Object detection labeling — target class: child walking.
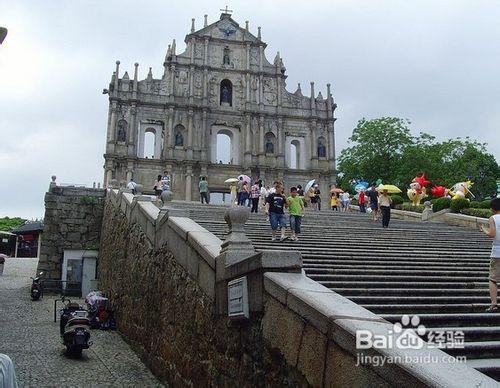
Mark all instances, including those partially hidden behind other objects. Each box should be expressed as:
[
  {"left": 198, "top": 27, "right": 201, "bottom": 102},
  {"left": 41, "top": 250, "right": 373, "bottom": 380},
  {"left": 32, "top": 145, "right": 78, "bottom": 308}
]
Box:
[
  {"left": 287, "top": 187, "right": 304, "bottom": 241},
  {"left": 265, "top": 182, "right": 288, "bottom": 241},
  {"left": 330, "top": 193, "right": 339, "bottom": 211}
]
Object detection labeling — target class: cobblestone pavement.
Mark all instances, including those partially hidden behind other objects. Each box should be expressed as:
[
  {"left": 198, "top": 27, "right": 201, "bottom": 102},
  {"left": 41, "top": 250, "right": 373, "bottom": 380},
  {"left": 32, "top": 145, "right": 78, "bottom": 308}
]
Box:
[{"left": 0, "top": 258, "right": 163, "bottom": 387}]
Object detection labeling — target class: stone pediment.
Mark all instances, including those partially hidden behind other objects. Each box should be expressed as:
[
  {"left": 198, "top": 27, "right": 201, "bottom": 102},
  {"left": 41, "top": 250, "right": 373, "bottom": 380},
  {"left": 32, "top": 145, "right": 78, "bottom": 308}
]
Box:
[{"left": 188, "top": 14, "right": 260, "bottom": 44}]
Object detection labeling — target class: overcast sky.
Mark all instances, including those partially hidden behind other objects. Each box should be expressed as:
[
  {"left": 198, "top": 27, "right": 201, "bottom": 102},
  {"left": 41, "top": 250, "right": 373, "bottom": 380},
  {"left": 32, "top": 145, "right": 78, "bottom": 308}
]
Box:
[{"left": 1, "top": 0, "right": 499, "bottom": 219}]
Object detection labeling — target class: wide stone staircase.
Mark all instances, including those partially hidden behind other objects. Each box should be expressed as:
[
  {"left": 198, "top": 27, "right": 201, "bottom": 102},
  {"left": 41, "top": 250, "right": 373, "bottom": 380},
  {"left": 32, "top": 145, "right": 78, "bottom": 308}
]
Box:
[{"left": 170, "top": 201, "right": 500, "bottom": 380}]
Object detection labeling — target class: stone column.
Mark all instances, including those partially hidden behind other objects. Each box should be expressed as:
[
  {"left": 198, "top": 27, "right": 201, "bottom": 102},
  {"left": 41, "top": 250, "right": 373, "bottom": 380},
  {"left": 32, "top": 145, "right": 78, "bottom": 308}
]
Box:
[
  {"left": 187, "top": 110, "right": 194, "bottom": 159},
  {"left": 169, "top": 64, "right": 176, "bottom": 100},
  {"left": 109, "top": 102, "right": 117, "bottom": 142},
  {"left": 201, "top": 109, "right": 208, "bottom": 161},
  {"left": 114, "top": 60, "right": 120, "bottom": 96},
  {"left": 328, "top": 121, "right": 336, "bottom": 171},
  {"left": 310, "top": 120, "right": 318, "bottom": 169},
  {"left": 277, "top": 116, "right": 285, "bottom": 167},
  {"left": 244, "top": 113, "right": 252, "bottom": 167},
  {"left": 258, "top": 115, "right": 265, "bottom": 165},
  {"left": 166, "top": 107, "right": 174, "bottom": 158},
  {"left": 128, "top": 104, "right": 137, "bottom": 157},
  {"left": 185, "top": 165, "right": 193, "bottom": 201}
]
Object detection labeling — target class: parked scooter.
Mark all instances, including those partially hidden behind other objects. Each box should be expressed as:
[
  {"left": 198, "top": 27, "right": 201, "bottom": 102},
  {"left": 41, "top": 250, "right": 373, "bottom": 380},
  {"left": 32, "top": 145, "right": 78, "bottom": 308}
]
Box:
[
  {"left": 59, "top": 297, "right": 92, "bottom": 357},
  {"left": 30, "top": 271, "right": 44, "bottom": 300}
]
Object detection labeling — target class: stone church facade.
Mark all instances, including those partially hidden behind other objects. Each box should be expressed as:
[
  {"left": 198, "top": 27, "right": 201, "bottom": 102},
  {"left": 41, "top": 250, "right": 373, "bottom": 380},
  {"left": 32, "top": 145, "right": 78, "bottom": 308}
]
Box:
[{"left": 103, "top": 12, "right": 337, "bottom": 200}]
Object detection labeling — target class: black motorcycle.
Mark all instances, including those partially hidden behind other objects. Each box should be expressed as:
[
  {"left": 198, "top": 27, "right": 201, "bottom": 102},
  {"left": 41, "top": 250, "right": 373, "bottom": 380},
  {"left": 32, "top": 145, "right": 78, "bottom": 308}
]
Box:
[
  {"left": 30, "top": 272, "right": 44, "bottom": 300},
  {"left": 59, "top": 297, "right": 92, "bottom": 357}
]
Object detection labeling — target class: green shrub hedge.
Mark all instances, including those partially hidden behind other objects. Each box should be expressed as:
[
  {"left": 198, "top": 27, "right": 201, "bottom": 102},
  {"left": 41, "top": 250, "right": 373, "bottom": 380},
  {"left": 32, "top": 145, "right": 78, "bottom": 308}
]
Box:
[
  {"left": 469, "top": 200, "right": 492, "bottom": 209},
  {"left": 461, "top": 208, "right": 493, "bottom": 218},
  {"left": 432, "top": 198, "right": 452, "bottom": 212},
  {"left": 450, "top": 198, "right": 470, "bottom": 213},
  {"left": 391, "top": 195, "right": 404, "bottom": 206},
  {"left": 397, "top": 203, "right": 425, "bottom": 213}
]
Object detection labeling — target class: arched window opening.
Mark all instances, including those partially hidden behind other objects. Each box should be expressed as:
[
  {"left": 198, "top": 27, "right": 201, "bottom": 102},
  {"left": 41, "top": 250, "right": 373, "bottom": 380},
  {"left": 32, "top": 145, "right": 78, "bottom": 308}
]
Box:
[
  {"left": 216, "top": 132, "right": 231, "bottom": 164},
  {"left": 116, "top": 119, "right": 127, "bottom": 142},
  {"left": 220, "top": 79, "right": 233, "bottom": 106},
  {"left": 264, "top": 132, "right": 276, "bottom": 154},
  {"left": 144, "top": 129, "right": 156, "bottom": 158},
  {"left": 317, "top": 136, "right": 327, "bottom": 158},
  {"left": 290, "top": 140, "right": 300, "bottom": 169},
  {"left": 174, "top": 124, "right": 185, "bottom": 147}
]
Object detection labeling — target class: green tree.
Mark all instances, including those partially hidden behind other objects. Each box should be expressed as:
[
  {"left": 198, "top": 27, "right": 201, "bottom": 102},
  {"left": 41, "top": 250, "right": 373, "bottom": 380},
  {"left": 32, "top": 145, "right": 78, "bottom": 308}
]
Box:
[
  {"left": 338, "top": 118, "right": 499, "bottom": 199},
  {"left": 0, "top": 217, "right": 24, "bottom": 231},
  {"left": 337, "top": 117, "right": 414, "bottom": 187}
]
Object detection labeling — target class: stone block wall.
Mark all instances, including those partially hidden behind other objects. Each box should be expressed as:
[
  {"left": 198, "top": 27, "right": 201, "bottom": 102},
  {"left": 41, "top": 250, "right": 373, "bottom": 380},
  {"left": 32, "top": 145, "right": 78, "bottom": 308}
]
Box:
[
  {"left": 98, "top": 195, "right": 308, "bottom": 386},
  {"left": 38, "top": 186, "right": 106, "bottom": 278}
]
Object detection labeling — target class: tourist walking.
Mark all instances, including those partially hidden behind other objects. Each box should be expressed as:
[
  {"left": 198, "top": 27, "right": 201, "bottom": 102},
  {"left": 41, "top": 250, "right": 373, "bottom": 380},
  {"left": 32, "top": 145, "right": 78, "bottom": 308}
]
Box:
[
  {"left": 341, "top": 192, "right": 351, "bottom": 212},
  {"left": 366, "top": 186, "right": 379, "bottom": 221},
  {"left": 260, "top": 184, "right": 269, "bottom": 209},
  {"left": 330, "top": 193, "right": 339, "bottom": 211},
  {"left": 314, "top": 185, "right": 322, "bottom": 211},
  {"left": 265, "top": 182, "right": 288, "bottom": 241},
  {"left": 229, "top": 183, "right": 237, "bottom": 205},
  {"left": 199, "top": 176, "right": 209, "bottom": 204},
  {"left": 236, "top": 177, "right": 244, "bottom": 205},
  {"left": 238, "top": 182, "right": 250, "bottom": 206},
  {"left": 160, "top": 170, "right": 171, "bottom": 192},
  {"left": 480, "top": 198, "right": 500, "bottom": 312},
  {"left": 250, "top": 181, "right": 260, "bottom": 213},
  {"left": 287, "top": 187, "right": 304, "bottom": 241},
  {"left": 358, "top": 190, "right": 366, "bottom": 213},
  {"left": 297, "top": 185, "right": 304, "bottom": 197},
  {"left": 379, "top": 189, "right": 393, "bottom": 228},
  {"left": 153, "top": 175, "right": 162, "bottom": 200},
  {"left": 127, "top": 179, "right": 137, "bottom": 195}
]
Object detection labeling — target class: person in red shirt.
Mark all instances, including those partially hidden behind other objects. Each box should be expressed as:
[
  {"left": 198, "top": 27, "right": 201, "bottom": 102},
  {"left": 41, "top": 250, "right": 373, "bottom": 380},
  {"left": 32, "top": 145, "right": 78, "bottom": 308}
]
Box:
[{"left": 359, "top": 190, "right": 366, "bottom": 213}]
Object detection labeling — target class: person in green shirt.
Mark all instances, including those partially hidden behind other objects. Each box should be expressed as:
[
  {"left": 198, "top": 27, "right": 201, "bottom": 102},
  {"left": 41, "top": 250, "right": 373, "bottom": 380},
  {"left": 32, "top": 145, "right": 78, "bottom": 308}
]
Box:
[{"left": 287, "top": 187, "right": 304, "bottom": 241}]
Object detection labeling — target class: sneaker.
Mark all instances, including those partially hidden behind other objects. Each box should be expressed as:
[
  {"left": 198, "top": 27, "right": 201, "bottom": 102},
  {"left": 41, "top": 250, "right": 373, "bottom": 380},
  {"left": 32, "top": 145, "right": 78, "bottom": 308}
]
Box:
[
  {"left": 280, "top": 236, "right": 287, "bottom": 242},
  {"left": 485, "top": 305, "right": 498, "bottom": 313},
  {"left": 271, "top": 236, "right": 276, "bottom": 242}
]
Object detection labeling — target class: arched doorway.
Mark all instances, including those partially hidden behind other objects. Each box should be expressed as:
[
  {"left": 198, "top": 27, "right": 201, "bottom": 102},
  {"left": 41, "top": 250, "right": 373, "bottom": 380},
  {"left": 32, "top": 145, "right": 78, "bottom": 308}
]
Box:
[
  {"left": 216, "top": 132, "right": 231, "bottom": 164},
  {"left": 144, "top": 129, "right": 156, "bottom": 158}
]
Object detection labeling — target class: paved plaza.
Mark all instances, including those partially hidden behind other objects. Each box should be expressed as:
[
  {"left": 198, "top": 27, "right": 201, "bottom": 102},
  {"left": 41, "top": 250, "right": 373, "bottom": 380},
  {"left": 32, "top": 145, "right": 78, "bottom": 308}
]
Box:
[{"left": 0, "top": 258, "right": 162, "bottom": 387}]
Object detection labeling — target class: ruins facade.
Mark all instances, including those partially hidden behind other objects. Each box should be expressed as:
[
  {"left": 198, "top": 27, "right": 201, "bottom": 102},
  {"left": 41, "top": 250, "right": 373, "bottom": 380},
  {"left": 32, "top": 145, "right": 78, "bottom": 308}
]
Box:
[{"left": 103, "top": 11, "right": 337, "bottom": 200}]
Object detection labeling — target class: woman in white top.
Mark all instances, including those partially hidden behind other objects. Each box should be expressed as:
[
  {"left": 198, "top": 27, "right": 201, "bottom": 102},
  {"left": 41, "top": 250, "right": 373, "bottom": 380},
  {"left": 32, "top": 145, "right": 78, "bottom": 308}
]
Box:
[
  {"left": 480, "top": 198, "right": 500, "bottom": 312},
  {"left": 378, "top": 190, "right": 393, "bottom": 228}
]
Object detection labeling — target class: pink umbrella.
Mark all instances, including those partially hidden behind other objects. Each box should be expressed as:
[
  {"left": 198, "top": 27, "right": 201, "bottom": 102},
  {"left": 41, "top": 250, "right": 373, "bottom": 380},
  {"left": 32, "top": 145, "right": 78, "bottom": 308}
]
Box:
[{"left": 238, "top": 174, "right": 251, "bottom": 184}]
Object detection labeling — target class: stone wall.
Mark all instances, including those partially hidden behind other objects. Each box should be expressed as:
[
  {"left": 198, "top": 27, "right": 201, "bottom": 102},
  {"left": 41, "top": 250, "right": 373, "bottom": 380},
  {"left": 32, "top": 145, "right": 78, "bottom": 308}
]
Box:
[
  {"left": 98, "top": 195, "right": 308, "bottom": 386},
  {"left": 38, "top": 186, "right": 106, "bottom": 279}
]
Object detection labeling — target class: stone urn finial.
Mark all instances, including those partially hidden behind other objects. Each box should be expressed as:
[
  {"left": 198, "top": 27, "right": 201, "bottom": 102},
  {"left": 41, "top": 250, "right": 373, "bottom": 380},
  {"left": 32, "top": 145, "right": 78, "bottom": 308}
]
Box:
[
  {"left": 221, "top": 206, "right": 254, "bottom": 256},
  {"left": 134, "top": 183, "right": 143, "bottom": 195},
  {"left": 421, "top": 200, "right": 434, "bottom": 221},
  {"left": 51, "top": 175, "right": 56, "bottom": 183},
  {"left": 161, "top": 190, "right": 173, "bottom": 207}
]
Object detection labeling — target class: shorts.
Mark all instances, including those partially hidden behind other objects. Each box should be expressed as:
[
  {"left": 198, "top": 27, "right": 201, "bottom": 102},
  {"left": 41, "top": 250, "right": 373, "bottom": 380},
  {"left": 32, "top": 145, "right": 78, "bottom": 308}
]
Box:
[
  {"left": 155, "top": 189, "right": 162, "bottom": 196},
  {"left": 310, "top": 197, "right": 317, "bottom": 204},
  {"left": 489, "top": 259, "right": 500, "bottom": 283},
  {"left": 370, "top": 203, "right": 378, "bottom": 211},
  {"left": 290, "top": 215, "right": 302, "bottom": 234},
  {"left": 269, "top": 212, "right": 286, "bottom": 230}
]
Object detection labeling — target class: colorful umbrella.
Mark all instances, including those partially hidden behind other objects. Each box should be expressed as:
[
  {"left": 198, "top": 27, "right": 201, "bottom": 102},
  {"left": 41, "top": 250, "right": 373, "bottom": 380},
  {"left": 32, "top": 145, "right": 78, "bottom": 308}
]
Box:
[
  {"left": 238, "top": 174, "right": 251, "bottom": 184},
  {"left": 330, "top": 188, "right": 344, "bottom": 194},
  {"left": 305, "top": 179, "right": 316, "bottom": 193},
  {"left": 224, "top": 178, "right": 239, "bottom": 184},
  {"left": 377, "top": 184, "right": 402, "bottom": 194}
]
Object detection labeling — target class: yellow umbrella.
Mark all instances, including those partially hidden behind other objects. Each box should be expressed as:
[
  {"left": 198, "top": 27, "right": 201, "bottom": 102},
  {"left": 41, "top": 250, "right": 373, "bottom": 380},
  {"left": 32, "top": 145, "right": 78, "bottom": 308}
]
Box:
[
  {"left": 224, "top": 178, "right": 239, "bottom": 184},
  {"left": 377, "top": 184, "right": 402, "bottom": 194}
]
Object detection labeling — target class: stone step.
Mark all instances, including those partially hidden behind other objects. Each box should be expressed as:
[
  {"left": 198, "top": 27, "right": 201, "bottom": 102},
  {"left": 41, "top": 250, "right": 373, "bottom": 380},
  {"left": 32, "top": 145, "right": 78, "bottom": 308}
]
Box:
[
  {"left": 381, "top": 313, "right": 500, "bottom": 328},
  {"left": 348, "top": 296, "right": 491, "bottom": 304},
  {"left": 331, "top": 288, "right": 489, "bottom": 296},
  {"left": 306, "top": 268, "right": 489, "bottom": 276},
  {"left": 424, "top": 327, "right": 500, "bottom": 342},
  {"left": 465, "top": 359, "right": 500, "bottom": 380},
  {"left": 319, "top": 280, "right": 488, "bottom": 289},
  {"left": 362, "top": 303, "right": 491, "bottom": 314},
  {"left": 446, "top": 341, "right": 500, "bottom": 359}
]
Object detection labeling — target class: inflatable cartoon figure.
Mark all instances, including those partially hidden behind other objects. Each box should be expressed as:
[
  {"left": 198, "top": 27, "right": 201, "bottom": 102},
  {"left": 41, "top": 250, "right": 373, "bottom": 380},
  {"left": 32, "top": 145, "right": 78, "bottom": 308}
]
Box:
[
  {"left": 407, "top": 173, "right": 431, "bottom": 206},
  {"left": 449, "top": 180, "right": 474, "bottom": 200},
  {"left": 430, "top": 185, "right": 450, "bottom": 198},
  {"left": 351, "top": 179, "right": 369, "bottom": 193}
]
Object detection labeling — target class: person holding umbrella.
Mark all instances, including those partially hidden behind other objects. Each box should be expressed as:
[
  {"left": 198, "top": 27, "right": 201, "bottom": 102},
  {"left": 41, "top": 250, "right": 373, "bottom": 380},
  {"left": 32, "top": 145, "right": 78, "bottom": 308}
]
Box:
[{"left": 379, "top": 188, "right": 394, "bottom": 228}]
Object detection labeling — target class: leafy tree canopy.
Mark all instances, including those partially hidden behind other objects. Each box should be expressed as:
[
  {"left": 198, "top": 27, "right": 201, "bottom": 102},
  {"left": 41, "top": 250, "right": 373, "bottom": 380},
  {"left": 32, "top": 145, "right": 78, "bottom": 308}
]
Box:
[
  {"left": 337, "top": 117, "right": 499, "bottom": 199},
  {"left": 0, "top": 217, "right": 25, "bottom": 232}
]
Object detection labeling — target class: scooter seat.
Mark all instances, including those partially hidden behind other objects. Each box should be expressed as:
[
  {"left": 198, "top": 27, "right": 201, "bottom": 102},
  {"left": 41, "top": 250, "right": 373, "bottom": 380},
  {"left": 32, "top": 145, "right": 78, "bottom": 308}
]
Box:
[
  {"left": 64, "top": 324, "right": 90, "bottom": 336},
  {"left": 66, "top": 318, "right": 90, "bottom": 328}
]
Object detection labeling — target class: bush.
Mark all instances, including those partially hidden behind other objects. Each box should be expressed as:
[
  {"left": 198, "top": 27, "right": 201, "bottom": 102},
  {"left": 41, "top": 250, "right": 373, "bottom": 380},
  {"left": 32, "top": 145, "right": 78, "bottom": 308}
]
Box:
[
  {"left": 469, "top": 200, "right": 493, "bottom": 209},
  {"left": 461, "top": 208, "right": 493, "bottom": 218},
  {"left": 397, "top": 203, "right": 425, "bottom": 213},
  {"left": 432, "top": 198, "right": 452, "bottom": 212},
  {"left": 391, "top": 195, "right": 404, "bottom": 206},
  {"left": 450, "top": 198, "right": 470, "bottom": 213}
]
